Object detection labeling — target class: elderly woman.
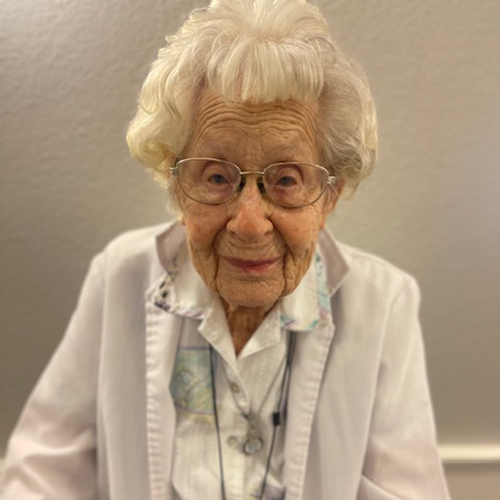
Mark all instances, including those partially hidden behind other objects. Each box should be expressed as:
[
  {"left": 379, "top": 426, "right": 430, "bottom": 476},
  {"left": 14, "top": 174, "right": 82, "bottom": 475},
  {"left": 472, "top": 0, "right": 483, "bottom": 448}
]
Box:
[{"left": 0, "top": 1, "right": 450, "bottom": 499}]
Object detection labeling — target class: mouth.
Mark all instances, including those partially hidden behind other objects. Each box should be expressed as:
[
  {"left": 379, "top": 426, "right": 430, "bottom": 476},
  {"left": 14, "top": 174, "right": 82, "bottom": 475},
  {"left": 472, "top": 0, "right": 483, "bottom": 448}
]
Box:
[{"left": 224, "top": 257, "right": 280, "bottom": 273}]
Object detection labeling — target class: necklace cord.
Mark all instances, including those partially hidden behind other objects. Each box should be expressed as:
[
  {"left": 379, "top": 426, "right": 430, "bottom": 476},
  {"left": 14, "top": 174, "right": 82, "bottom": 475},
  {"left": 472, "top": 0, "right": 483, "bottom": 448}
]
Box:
[
  {"left": 209, "top": 332, "right": 295, "bottom": 500},
  {"left": 259, "top": 331, "right": 295, "bottom": 499}
]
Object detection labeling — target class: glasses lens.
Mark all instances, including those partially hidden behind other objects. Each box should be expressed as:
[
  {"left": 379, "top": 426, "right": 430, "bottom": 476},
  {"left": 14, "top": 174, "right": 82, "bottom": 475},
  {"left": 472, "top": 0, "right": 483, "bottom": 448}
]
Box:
[
  {"left": 264, "top": 163, "right": 328, "bottom": 207},
  {"left": 177, "top": 159, "right": 240, "bottom": 204}
]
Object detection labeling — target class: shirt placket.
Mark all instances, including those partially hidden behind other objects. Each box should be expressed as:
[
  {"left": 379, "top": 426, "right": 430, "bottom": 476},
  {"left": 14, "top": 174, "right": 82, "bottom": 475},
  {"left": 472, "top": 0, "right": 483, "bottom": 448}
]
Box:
[{"left": 218, "top": 363, "right": 251, "bottom": 499}]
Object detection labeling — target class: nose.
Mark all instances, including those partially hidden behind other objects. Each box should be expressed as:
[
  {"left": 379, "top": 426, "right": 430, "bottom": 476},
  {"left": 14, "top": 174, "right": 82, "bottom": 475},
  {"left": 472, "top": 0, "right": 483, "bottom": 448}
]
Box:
[{"left": 226, "top": 180, "right": 273, "bottom": 241}]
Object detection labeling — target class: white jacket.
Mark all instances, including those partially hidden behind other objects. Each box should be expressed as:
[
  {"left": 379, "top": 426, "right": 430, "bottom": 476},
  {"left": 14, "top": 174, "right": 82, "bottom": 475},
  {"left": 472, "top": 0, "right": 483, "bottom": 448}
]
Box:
[{"left": 0, "top": 222, "right": 450, "bottom": 500}]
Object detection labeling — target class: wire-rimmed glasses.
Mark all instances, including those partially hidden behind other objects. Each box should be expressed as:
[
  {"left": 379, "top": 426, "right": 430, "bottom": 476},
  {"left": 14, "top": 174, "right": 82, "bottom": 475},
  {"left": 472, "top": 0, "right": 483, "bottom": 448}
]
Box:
[{"left": 170, "top": 157, "right": 336, "bottom": 208}]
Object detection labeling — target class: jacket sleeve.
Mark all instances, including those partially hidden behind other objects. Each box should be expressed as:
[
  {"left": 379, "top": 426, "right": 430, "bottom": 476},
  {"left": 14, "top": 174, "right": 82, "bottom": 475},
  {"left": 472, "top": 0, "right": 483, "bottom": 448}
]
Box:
[
  {"left": 358, "top": 278, "right": 451, "bottom": 500},
  {"left": 0, "top": 253, "right": 105, "bottom": 500}
]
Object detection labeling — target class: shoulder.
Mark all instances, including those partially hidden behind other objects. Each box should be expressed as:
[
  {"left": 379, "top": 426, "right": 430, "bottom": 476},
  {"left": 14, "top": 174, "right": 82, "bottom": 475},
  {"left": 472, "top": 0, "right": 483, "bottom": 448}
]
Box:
[
  {"left": 320, "top": 235, "right": 423, "bottom": 355},
  {"left": 95, "top": 221, "right": 176, "bottom": 284},
  {"left": 103, "top": 222, "right": 169, "bottom": 256},
  {"left": 340, "top": 242, "right": 416, "bottom": 288},
  {"left": 319, "top": 230, "right": 419, "bottom": 307}
]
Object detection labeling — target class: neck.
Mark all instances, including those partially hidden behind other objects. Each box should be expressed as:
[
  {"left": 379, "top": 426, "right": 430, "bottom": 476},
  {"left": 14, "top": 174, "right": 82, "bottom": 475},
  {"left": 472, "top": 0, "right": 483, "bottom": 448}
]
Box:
[{"left": 222, "top": 301, "right": 274, "bottom": 355}]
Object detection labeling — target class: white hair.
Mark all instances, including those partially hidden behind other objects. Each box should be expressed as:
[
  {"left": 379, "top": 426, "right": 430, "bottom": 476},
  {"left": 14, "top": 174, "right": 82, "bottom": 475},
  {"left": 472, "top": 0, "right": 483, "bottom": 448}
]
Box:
[{"left": 126, "top": 0, "right": 377, "bottom": 212}]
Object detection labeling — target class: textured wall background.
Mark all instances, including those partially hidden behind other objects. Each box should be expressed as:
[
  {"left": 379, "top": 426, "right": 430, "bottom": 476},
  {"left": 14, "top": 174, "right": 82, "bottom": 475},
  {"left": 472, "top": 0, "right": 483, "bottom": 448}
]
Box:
[{"left": 1, "top": 0, "right": 499, "bottom": 497}]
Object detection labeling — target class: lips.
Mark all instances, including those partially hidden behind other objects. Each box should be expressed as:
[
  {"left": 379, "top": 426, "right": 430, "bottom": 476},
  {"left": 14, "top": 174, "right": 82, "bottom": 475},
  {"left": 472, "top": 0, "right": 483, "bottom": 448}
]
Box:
[{"left": 225, "top": 257, "right": 280, "bottom": 273}]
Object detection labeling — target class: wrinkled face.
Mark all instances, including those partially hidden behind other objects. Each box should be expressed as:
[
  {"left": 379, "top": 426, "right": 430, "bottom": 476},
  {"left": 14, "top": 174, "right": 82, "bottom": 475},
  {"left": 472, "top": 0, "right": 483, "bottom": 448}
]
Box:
[{"left": 178, "top": 90, "right": 339, "bottom": 309}]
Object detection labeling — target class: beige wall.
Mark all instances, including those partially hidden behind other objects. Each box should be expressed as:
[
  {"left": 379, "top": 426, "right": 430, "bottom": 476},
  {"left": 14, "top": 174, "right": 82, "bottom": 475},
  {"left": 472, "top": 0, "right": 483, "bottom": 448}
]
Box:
[{"left": 1, "top": 0, "right": 499, "bottom": 495}]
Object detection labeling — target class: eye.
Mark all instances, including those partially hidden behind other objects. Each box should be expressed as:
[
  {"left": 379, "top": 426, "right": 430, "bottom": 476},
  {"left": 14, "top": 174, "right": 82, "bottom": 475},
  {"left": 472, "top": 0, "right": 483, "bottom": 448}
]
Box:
[
  {"left": 201, "top": 161, "right": 239, "bottom": 188},
  {"left": 208, "top": 173, "right": 230, "bottom": 184},
  {"left": 276, "top": 174, "right": 298, "bottom": 187},
  {"left": 266, "top": 164, "right": 303, "bottom": 188}
]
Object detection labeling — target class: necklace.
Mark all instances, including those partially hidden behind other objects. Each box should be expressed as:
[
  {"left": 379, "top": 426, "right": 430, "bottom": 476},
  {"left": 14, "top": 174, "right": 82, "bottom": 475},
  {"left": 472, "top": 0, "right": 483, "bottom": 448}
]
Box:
[
  {"left": 209, "top": 332, "right": 295, "bottom": 500},
  {"left": 220, "top": 348, "right": 287, "bottom": 457}
]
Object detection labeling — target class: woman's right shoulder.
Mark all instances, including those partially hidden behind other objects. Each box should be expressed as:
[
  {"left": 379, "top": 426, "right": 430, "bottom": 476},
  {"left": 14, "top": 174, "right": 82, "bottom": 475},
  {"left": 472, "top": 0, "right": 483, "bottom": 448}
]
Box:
[{"left": 93, "top": 220, "right": 180, "bottom": 283}]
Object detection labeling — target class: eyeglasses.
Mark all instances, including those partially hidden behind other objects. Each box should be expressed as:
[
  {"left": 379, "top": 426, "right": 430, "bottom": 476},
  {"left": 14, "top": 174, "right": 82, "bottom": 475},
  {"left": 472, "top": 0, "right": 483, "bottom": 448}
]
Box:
[{"left": 170, "top": 157, "right": 336, "bottom": 208}]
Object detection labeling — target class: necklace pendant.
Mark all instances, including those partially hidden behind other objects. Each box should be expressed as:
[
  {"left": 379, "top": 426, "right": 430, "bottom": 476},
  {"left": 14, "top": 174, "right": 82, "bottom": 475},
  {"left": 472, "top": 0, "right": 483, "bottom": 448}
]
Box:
[{"left": 243, "top": 436, "right": 263, "bottom": 455}]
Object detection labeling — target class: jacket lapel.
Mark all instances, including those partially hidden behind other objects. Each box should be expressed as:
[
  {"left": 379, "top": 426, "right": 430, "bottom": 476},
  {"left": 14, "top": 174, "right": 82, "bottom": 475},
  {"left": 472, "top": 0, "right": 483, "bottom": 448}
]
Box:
[
  {"left": 284, "top": 320, "right": 335, "bottom": 500},
  {"left": 144, "top": 291, "right": 182, "bottom": 500},
  {"left": 284, "top": 230, "right": 349, "bottom": 500}
]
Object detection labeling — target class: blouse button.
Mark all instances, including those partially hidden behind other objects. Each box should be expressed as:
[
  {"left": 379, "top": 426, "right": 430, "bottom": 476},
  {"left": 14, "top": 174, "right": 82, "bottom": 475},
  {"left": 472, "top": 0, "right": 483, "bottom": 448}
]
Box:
[{"left": 227, "top": 436, "right": 240, "bottom": 448}]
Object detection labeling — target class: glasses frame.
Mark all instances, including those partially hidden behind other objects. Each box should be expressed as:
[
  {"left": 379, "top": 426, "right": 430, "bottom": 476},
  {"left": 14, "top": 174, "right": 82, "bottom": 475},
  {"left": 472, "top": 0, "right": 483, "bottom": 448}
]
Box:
[{"left": 170, "top": 157, "right": 336, "bottom": 208}]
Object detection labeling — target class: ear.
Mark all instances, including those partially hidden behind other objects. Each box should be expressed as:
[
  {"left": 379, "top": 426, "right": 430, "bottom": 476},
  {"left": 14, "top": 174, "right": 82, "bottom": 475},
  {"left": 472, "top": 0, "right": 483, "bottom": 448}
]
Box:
[
  {"left": 174, "top": 182, "right": 187, "bottom": 222},
  {"left": 162, "top": 158, "right": 186, "bottom": 220},
  {"left": 318, "top": 183, "right": 343, "bottom": 229}
]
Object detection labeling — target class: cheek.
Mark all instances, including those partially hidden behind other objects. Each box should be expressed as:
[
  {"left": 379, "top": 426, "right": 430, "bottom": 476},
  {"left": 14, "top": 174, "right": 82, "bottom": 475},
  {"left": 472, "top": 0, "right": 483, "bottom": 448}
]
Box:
[
  {"left": 275, "top": 209, "right": 323, "bottom": 255},
  {"left": 182, "top": 203, "right": 229, "bottom": 253}
]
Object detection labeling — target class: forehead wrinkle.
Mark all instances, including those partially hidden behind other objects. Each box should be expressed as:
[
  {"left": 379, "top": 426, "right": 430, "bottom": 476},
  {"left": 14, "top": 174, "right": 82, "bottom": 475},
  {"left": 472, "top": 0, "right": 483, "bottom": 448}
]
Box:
[
  {"left": 193, "top": 123, "right": 316, "bottom": 165},
  {"left": 258, "top": 123, "right": 317, "bottom": 152},
  {"left": 197, "top": 104, "right": 316, "bottom": 130},
  {"left": 189, "top": 91, "right": 319, "bottom": 159}
]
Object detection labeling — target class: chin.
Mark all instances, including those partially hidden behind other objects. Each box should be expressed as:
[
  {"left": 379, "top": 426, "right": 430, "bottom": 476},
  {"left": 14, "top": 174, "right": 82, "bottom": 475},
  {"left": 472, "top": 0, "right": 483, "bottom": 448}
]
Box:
[
  {"left": 218, "top": 285, "right": 280, "bottom": 310},
  {"left": 223, "top": 295, "right": 277, "bottom": 310}
]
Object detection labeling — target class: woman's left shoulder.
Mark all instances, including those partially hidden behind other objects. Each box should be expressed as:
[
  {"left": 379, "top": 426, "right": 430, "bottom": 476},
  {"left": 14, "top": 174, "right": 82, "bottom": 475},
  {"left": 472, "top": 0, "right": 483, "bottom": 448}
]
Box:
[
  {"left": 342, "top": 243, "right": 416, "bottom": 285},
  {"left": 318, "top": 230, "right": 419, "bottom": 301}
]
